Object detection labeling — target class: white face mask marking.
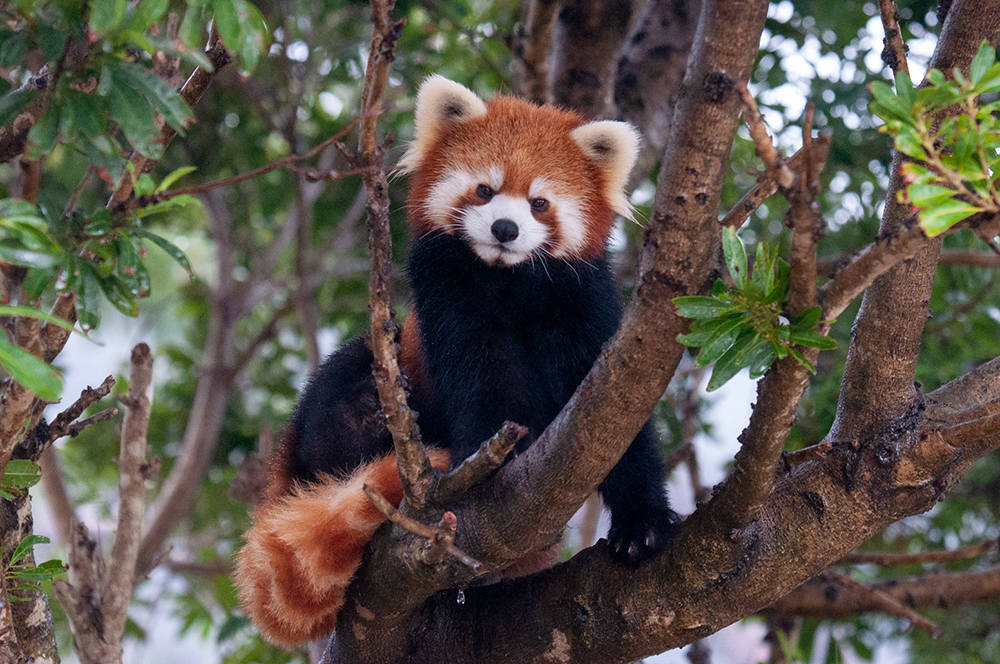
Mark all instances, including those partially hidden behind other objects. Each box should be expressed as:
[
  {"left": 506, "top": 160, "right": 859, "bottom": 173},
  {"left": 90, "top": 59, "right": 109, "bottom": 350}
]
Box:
[
  {"left": 529, "top": 178, "right": 586, "bottom": 258},
  {"left": 461, "top": 194, "right": 549, "bottom": 266}
]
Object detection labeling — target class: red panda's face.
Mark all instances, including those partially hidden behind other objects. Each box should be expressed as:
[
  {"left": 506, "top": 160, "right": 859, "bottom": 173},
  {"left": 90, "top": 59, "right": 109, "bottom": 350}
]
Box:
[{"left": 399, "top": 77, "right": 640, "bottom": 265}]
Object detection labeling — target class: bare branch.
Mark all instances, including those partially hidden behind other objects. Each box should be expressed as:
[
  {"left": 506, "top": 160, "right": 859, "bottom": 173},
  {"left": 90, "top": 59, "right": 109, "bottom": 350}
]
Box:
[
  {"left": 817, "top": 248, "right": 1000, "bottom": 274},
  {"left": 40, "top": 292, "right": 77, "bottom": 362},
  {"left": 362, "top": 484, "right": 483, "bottom": 572},
  {"left": 550, "top": 0, "right": 633, "bottom": 118},
  {"left": 767, "top": 566, "right": 1000, "bottom": 625},
  {"left": 819, "top": 220, "right": 930, "bottom": 323},
  {"left": 828, "top": 572, "right": 941, "bottom": 636},
  {"left": 878, "top": 0, "right": 910, "bottom": 77},
  {"left": 45, "top": 376, "right": 115, "bottom": 444},
  {"left": 840, "top": 539, "right": 996, "bottom": 566},
  {"left": 436, "top": 422, "right": 527, "bottom": 503},
  {"left": 102, "top": 343, "right": 154, "bottom": 643},
  {"left": 354, "top": 0, "right": 435, "bottom": 508}
]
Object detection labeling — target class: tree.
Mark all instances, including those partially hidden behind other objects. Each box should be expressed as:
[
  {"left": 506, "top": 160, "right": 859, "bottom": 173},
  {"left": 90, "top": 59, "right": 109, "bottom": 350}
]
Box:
[{"left": 0, "top": 0, "right": 999, "bottom": 662}]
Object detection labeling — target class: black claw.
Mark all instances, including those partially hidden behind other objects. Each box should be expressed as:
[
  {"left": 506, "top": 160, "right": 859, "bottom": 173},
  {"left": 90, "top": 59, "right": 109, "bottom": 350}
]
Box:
[{"left": 608, "top": 506, "right": 678, "bottom": 565}]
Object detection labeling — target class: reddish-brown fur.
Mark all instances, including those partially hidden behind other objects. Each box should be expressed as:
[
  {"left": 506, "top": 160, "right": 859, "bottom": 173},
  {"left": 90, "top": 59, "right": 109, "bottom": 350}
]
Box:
[
  {"left": 235, "top": 449, "right": 450, "bottom": 646},
  {"left": 406, "top": 95, "right": 617, "bottom": 259}
]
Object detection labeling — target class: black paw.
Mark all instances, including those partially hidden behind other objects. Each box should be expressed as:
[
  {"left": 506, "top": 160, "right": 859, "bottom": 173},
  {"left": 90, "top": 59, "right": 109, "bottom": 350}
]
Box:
[{"left": 608, "top": 506, "right": 678, "bottom": 564}]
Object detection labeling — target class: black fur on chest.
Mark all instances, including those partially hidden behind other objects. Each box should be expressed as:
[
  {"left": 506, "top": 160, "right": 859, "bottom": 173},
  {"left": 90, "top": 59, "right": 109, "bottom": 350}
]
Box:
[{"left": 408, "top": 233, "right": 623, "bottom": 458}]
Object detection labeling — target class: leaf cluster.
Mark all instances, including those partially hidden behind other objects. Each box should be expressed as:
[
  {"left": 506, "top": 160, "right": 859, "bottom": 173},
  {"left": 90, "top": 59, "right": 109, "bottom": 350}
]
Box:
[
  {"left": 0, "top": 535, "right": 66, "bottom": 600},
  {"left": 869, "top": 41, "right": 1000, "bottom": 236},
  {"left": 674, "top": 228, "right": 835, "bottom": 391}
]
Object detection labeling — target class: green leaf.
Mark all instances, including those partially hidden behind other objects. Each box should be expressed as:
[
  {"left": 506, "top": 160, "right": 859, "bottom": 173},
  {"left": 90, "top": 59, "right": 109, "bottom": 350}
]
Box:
[
  {"left": 869, "top": 81, "right": 912, "bottom": 123},
  {"left": 969, "top": 41, "right": 996, "bottom": 85},
  {"left": 0, "top": 460, "right": 41, "bottom": 500},
  {"left": 115, "top": 63, "right": 193, "bottom": 134},
  {"left": 707, "top": 328, "right": 759, "bottom": 391},
  {"left": 677, "top": 311, "right": 749, "bottom": 347},
  {"left": 907, "top": 183, "right": 957, "bottom": 208},
  {"left": 37, "top": 23, "right": 68, "bottom": 62},
  {"left": 693, "top": 315, "right": 750, "bottom": 366},
  {"left": 0, "top": 90, "right": 40, "bottom": 127},
  {"left": 156, "top": 166, "right": 197, "bottom": 192},
  {"left": 672, "top": 296, "right": 733, "bottom": 319},
  {"left": 918, "top": 199, "right": 981, "bottom": 236},
  {"left": 0, "top": 30, "right": 28, "bottom": 68},
  {"left": 179, "top": 4, "right": 207, "bottom": 50},
  {"left": 217, "top": 615, "right": 250, "bottom": 643},
  {"left": 26, "top": 102, "right": 60, "bottom": 158},
  {"left": 788, "top": 330, "right": 837, "bottom": 350},
  {"left": 9, "top": 535, "right": 48, "bottom": 568},
  {"left": 722, "top": 227, "right": 748, "bottom": 289},
  {"left": 791, "top": 306, "right": 823, "bottom": 331},
  {"left": 212, "top": 0, "right": 240, "bottom": 50},
  {"left": 129, "top": 0, "right": 169, "bottom": 33},
  {"left": 894, "top": 71, "right": 915, "bottom": 109},
  {"left": 63, "top": 90, "right": 107, "bottom": 139},
  {"left": 0, "top": 336, "right": 62, "bottom": 400},
  {"left": 746, "top": 342, "right": 777, "bottom": 379},
  {"left": 90, "top": 0, "right": 128, "bottom": 34},
  {"left": 129, "top": 193, "right": 199, "bottom": 220},
  {"left": 893, "top": 126, "right": 927, "bottom": 160},
  {"left": 977, "top": 62, "right": 1000, "bottom": 93},
  {"left": 95, "top": 274, "right": 140, "bottom": 317},
  {"left": 134, "top": 174, "right": 156, "bottom": 197},
  {"left": 107, "top": 74, "right": 160, "bottom": 157},
  {"left": 131, "top": 228, "right": 194, "bottom": 276}
]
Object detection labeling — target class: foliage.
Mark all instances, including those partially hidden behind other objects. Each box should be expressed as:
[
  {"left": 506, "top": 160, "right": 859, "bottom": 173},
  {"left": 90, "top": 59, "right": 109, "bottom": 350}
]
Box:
[
  {"left": 674, "top": 228, "right": 836, "bottom": 391},
  {"left": 1, "top": 535, "right": 65, "bottom": 600},
  {"left": 869, "top": 41, "right": 1000, "bottom": 236},
  {"left": 0, "top": 459, "right": 41, "bottom": 500}
]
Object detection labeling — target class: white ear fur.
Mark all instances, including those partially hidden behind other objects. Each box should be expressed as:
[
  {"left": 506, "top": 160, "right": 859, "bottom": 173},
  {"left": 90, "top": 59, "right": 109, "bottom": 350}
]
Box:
[
  {"left": 397, "top": 75, "right": 488, "bottom": 172},
  {"left": 570, "top": 121, "right": 641, "bottom": 219}
]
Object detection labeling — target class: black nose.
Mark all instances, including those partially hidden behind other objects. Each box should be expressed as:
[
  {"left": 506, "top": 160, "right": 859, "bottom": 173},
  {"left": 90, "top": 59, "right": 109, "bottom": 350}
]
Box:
[{"left": 491, "top": 219, "right": 519, "bottom": 243}]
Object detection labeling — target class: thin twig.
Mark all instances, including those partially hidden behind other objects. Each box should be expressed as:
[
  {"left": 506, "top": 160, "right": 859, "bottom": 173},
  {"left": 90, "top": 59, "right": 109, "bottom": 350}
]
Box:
[
  {"left": 841, "top": 539, "right": 996, "bottom": 566},
  {"left": 437, "top": 422, "right": 528, "bottom": 503},
  {"left": 720, "top": 138, "right": 831, "bottom": 229},
  {"left": 736, "top": 83, "right": 793, "bottom": 189},
  {"left": 45, "top": 376, "right": 115, "bottom": 444},
  {"left": 141, "top": 124, "right": 370, "bottom": 208},
  {"left": 363, "top": 484, "right": 483, "bottom": 572},
  {"left": 817, "top": 248, "right": 1000, "bottom": 274},
  {"left": 878, "top": 0, "right": 910, "bottom": 78},
  {"left": 823, "top": 572, "right": 941, "bottom": 637},
  {"left": 355, "top": 0, "right": 434, "bottom": 508}
]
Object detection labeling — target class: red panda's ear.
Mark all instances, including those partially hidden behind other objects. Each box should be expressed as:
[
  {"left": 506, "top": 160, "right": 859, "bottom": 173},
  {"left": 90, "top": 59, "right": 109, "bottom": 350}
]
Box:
[
  {"left": 398, "top": 76, "right": 487, "bottom": 173},
  {"left": 570, "top": 121, "right": 641, "bottom": 220}
]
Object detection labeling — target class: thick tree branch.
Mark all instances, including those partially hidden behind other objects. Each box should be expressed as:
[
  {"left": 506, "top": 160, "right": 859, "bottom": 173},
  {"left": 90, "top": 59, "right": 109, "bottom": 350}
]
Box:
[
  {"left": 614, "top": 0, "right": 701, "bottom": 180},
  {"left": 513, "top": 0, "right": 559, "bottom": 103},
  {"left": 551, "top": 0, "right": 634, "bottom": 118},
  {"left": 829, "top": 0, "right": 1000, "bottom": 445}
]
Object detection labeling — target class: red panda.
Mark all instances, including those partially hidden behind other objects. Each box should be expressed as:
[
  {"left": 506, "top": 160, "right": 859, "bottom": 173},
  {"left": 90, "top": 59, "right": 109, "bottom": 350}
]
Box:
[{"left": 235, "top": 76, "right": 675, "bottom": 647}]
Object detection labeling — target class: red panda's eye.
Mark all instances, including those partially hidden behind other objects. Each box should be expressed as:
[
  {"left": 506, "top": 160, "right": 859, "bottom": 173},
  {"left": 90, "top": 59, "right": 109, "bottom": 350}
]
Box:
[
  {"left": 530, "top": 198, "right": 549, "bottom": 213},
  {"left": 477, "top": 184, "right": 494, "bottom": 201}
]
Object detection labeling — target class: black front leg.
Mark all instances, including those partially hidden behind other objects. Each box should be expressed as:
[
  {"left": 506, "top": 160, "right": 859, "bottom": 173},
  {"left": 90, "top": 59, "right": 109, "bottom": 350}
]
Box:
[{"left": 599, "top": 419, "right": 678, "bottom": 563}]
